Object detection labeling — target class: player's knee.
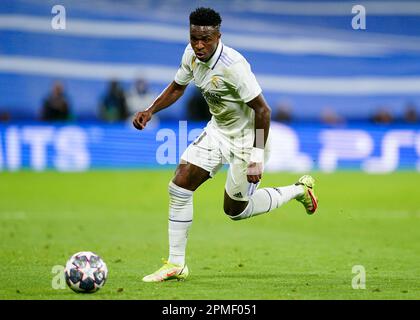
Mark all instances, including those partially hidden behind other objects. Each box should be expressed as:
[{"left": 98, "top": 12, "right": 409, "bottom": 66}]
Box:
[
  {"left": 223, "top": 204, "right": 236, "bottom": 216},
  {"left": 168, "top": 180, "right": 193, "bottom": 204},
  {"left": 171, "top": 169, "right": 190, "bottom": 190},
  {"left": 223, "top": 201, "right": 248, "bottom": 220},
  {"left": 172, "top": 163, "right": 209, "bottom": 191},
  {"left": 224, "top": 206, "right": 246, "bottom": 221}
]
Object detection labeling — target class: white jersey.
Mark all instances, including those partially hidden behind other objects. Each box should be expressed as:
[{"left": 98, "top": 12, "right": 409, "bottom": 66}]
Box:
[{"left": 174, "top": 41, "right": 262, "bottom": 139}]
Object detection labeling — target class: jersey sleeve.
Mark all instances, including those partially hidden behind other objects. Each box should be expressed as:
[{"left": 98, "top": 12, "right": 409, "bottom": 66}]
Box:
[
  {"left": 229, "top": 59, "right": 262, "bottom": 103},
  {"left": 174, "top": 46, "right": 194, "bottom": 86}
]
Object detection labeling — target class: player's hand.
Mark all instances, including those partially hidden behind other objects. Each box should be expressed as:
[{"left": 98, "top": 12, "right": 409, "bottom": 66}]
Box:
[
  {"left": 133, "top": 110, "right": 152, "bottom": 130},
  {"left": 247, "top": 162, "right": 263, "bottom": 184}
]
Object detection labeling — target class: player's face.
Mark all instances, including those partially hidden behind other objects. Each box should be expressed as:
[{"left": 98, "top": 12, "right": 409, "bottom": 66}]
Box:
[{"left": 190, "top": 25, "right": 221, "bottom": 62}]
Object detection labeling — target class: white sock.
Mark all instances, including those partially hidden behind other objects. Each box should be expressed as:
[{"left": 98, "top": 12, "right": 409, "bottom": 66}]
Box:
[
  {"left": 167, "top": 181, "right": 193, "bottom": 266},
  {"left": 230, "top": 184, "right": 304, "bottom": 220}
]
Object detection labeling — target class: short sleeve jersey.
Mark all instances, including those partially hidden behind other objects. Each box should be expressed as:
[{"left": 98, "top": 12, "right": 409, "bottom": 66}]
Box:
[{"left": 174, "top": 42, "right": 262, "bottom": 137}]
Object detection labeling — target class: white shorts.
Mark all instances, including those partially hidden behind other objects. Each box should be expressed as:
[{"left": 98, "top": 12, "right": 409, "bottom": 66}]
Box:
[{"left": 180, "top": 124, "right": 271, "bottom": 201}]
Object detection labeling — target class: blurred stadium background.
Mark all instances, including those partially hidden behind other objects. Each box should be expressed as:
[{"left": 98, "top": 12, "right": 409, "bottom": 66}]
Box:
[{"left": 0, "top": 0, "right": 419, "bottom": 172}]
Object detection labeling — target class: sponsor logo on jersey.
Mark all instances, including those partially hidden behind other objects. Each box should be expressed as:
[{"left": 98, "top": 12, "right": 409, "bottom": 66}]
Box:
[{"left": 202, "top": 90, "right": 223, "bottom": 111}]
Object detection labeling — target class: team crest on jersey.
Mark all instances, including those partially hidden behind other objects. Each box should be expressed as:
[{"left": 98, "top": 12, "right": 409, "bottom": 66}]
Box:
[{"left": 211, "top": 76, "right": 220, "bottom": 88}]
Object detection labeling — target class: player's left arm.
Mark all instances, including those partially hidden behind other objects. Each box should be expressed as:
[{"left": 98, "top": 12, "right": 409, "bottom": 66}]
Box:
[{"left": 246, "top": 94, "right": 271, "bottom": 184}]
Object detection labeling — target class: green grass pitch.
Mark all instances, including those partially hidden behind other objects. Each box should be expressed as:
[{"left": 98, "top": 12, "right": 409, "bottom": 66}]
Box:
[{"left": 0, "top": 170, "right": 419, "bottom": 300}]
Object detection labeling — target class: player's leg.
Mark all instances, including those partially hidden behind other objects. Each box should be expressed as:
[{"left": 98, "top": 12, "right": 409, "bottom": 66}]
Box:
[
  {"left": 223, "top": 131, "right": 317, "bottom": 219},
  {"left": 143, "top": 130, "right": 223, "bottom": 282},
  {"left": 167, "top": 162, "right": 210, "bottom": 265},
  {"left": 172, "top": 162, "right": 211, "bottom": 191},
  {"left": 142, "top": 162, "right": 210, "bottom": 283},
  {"left": 224, "top": 164, "right": 318, "bottom": 220}
]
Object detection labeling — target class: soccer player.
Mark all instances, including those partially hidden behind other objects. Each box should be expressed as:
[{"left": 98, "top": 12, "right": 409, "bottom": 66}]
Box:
[{"left": 133, "top": 7, "right": 318, "bottom": 282}]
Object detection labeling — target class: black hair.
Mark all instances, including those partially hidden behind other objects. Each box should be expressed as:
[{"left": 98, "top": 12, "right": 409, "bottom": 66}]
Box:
[{"left": 189, "top": 7, "right": 222, "bottom": 27}]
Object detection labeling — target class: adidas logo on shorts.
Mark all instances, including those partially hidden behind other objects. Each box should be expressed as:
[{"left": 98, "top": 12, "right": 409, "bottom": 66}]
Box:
[{"left": 233, "top": 192, "right": 243, "bottom": 198}]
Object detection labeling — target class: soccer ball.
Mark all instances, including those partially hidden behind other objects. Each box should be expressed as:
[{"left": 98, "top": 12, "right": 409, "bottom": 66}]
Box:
[{"left": 64, "top": 251, "right": 108, "bottom": 293}]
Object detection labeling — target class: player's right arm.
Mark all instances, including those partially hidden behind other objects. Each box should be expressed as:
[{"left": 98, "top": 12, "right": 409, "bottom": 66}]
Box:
[
  {"left": 133, "top": 81, "right": 187, "bottom": 130},
  {"left": 133, "top": 45, "right": 194, "bottom": 130}
]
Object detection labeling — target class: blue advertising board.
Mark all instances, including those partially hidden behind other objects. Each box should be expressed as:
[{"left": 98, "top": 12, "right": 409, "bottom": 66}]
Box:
[{"left": 0, "top": 121, "right": 419, "bottom": 172}]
